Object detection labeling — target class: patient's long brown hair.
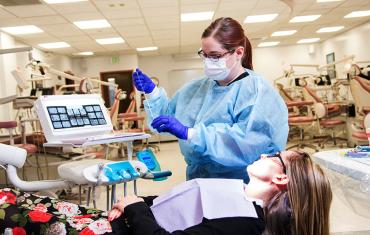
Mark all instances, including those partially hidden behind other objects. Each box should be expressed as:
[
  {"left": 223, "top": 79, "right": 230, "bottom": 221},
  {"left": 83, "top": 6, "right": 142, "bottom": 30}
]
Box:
[{"left": 263, "top": 151, "right": 332, "bottom": 235}]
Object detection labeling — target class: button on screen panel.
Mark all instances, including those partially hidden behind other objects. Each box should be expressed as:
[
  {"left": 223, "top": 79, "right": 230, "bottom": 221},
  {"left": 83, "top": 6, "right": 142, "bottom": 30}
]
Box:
[{"left": 47, "top": 104, "right": 107, "bottom": 130}]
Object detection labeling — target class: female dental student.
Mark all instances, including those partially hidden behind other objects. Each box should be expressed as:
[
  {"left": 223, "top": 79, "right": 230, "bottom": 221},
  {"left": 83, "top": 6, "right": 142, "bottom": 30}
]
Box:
[{"left": 133, "top": 17, "right": 289, "bottom": 182}]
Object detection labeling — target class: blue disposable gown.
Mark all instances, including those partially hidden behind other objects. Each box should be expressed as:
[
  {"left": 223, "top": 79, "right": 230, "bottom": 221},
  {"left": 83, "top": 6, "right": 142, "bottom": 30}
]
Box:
[{"left": 144, "top": 69, "right": 288, "bottom": 182}]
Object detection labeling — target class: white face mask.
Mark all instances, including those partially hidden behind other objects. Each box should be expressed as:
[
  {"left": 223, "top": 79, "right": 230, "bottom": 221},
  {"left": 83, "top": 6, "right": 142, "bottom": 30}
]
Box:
[{"left": 204, "top": 55, "right": 237, "bottom": 81}]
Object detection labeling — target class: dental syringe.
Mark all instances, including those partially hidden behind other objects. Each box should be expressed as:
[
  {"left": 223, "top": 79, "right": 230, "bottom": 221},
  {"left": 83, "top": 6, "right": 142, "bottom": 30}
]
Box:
[{"left": 136, "top": 70, "right": 154, "bottom": 120}]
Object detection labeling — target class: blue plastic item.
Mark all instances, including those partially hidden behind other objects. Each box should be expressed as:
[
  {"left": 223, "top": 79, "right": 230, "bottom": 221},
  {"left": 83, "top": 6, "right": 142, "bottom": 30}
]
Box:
[
  {"left": 103, "top": 161, "right": 140, "bottom": 183},
  {"left": 346, "top": 151, "right": 369, "bottom": 158},
  {"left": 137, "top": 149, "right": 168, "bottom": 181},
  {"left": 356, "top": 146, "right": 370, "bottom": 152}
]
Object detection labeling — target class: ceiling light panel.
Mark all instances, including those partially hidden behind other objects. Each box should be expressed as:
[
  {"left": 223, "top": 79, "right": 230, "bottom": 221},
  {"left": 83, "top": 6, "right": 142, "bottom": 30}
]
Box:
[
  {"left": 344, "top": 10, "right": 370, "bottom": 18},
  {"left": 1, "top": 25, "right": 43, "bottom": 35},
  {"left": 297, "top": 38, "right": 320, "bottom": 44},
  {"left": 38, "top": 42, "right": 70, "bottom": 49},
  {"left": 136, "top": 47, "right": 158, "bottom": 52},
  {"left": 317, "top": 26, "right": 344, "bottom": 33},
  {"left": 181, "top": 12, "right": 214, "bottom": 22},
  {"left": 244, "top": 14, "right": 278, "bottom": 23},
  {"left": 95, "top": 37, "right": 124, "bottom": 45},
  {"left": 73, "top": 19, "right": 111, "bottom": 29},
  {"left": 258, "top": 41, "right": 280, "bottom": 47},
  {"left": 271, "top": 30, "right": 297, "bottom": 36},
  {"left": 73, "top": 51, "right": 93, "bottom": 56},
  {"left": 289, "top": 15, "right": 321, "bottom": 23}
]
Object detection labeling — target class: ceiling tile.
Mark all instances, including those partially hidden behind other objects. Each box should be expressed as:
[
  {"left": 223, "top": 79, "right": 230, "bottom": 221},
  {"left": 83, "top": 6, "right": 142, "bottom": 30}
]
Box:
[
  {"left": 181, "top": 4, "right": 217, "bottom": 13},
  {"left": 102, "top": 9, "right": 142, "bottom": 19},
  {"left": 5, "top": 5, "right": 56, "bottom": 18},
  {"left": 40, "top": 23, "right": 84, "bottom": 37},
  {"left": 49, "top": 1, "right": 98, "bottom": 14},
  {"left": 109, "top": 18, "right": 146, "bottom": 27},
  {"left": 63, "top": 12, "right": 105, "bottom": 21},
  {"left": 141, "top": 7, "right": 179, "bottom": 17},
  {"left": 218, "top": 0, "right": 258, "bottom": 12},
  {"left": 24, "top": 15, "right": 68, "bottom": 25},
  {"left": 0, "top": 18, "right": 28, "bottom": 27},
  {"left": 71, "top": 42, "right": 105, "bottom": 51},
  {"left": 83, "top": 27, "right": 117, "bottom": 36},
  {"left": 158, "top": 46, "right": 179, "bottom": 55},
  {"left": 154, "top": 39, "right": 179, "bottom": 47},
  {"left": 181, "top": 0, "right": 219, "bottom": 5},
  {"left": 62, "top": 35, "right": 93, "bottom": 43},
  {"left": 152, "top": 29, "right": 179, "bottom": 40},
  {"left": 116, "top": 25, "right": 151, "bottom": 37},
  {"left": 137, "top": 0, "right": 178, "bottom": 8},
  {"left": 93, "top": 0, "right": 139, "bottom": 10},
  {"left": 0, "top": 8, "right": 15, "bottom": 19}
]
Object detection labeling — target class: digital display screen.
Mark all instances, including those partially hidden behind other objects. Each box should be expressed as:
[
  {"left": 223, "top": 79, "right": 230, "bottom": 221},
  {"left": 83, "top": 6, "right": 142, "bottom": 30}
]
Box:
[{"left": 47, "top": 104, "right": 107, "bottom": 130}]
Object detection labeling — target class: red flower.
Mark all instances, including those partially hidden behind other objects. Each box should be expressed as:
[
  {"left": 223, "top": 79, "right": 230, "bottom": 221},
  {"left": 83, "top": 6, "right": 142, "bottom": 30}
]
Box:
[
  {"left": 28, "top": 210, "right": 53, "bottom": 223},
  {"left": 79, "top": 227, "right": 96, "bottom": 235},
  {"left": 0, "top": 191, "right": 16, "bottom": 205},
  {"left": 12, "top": 227, "right": 26, "bottom": 235}
]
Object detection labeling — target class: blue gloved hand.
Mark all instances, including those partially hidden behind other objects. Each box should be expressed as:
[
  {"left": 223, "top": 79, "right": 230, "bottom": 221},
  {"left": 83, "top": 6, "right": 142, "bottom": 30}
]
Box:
[
  {"left": 132, "top": 68, "right": 155, "bottom": 94},
  {"left": 151, "top": 116, "right": 189, "bottom": 140}
]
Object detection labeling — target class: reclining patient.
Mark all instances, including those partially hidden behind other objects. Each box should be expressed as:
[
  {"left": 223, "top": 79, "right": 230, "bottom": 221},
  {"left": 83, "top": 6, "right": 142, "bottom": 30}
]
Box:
[{"left": 0, "top": 150, "right": 332, "bottom": 235}]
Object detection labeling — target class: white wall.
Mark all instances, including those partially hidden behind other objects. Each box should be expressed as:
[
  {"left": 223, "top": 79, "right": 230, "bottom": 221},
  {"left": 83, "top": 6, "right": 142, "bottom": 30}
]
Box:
[
  {"left": 71, "top": 54, "right": 138, "bottom": 78},
  {"left": 0, "top": 32, "right": 73, "bottom": 121},
  {"left": 321, "top": 22, "right": 370, "bottom": 78}
]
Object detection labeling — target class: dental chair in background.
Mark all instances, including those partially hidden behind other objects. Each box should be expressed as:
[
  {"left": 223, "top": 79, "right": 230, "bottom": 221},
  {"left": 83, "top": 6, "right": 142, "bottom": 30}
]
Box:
[{"left": 349, "top": 74, "right": 370, "bottom": 146}]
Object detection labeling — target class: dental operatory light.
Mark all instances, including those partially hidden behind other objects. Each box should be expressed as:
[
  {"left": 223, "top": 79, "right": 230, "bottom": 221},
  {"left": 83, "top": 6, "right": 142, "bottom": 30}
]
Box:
[
  {"left": 43, "top": 0, "right": 87, "bottom": 4},
  {"left": 136, "top": 47, "right": 158, "bottom": 52},
  {"left": 271, "top": 30, "right": 297, "bottom": 36},
  {"left": 73, "top": 51, "right": 94, "bottom": 56},
  {"left": 258, "top": 41, "right": 280, "bottom": 47},
  {"left": 317, "top": 26, "right": 344, "bottom": 33},
  {"left": 95, "top": 37, "right": 124, "bottom": 45},
  {"left": 38, "top": 42, "right": 71, "bottom": 49},
  {"left": 73, "top": 20, "right": 111, "bottom": 29},
  {"left": 289, "top": 15, "right": 321, "bottom": 23},
  {"left": 244, "top": 14, "right": 278, "bottom": 23},
  {"left": 181, "top": 12, "right": 214, "bottom": 22},
  {"left": 297, "top": 38, "right": 320, "bottom": 44},
  {"left": 1, "top": 25, "right": 43, "bottom": 35},
  {"left": 344, "top": 10, "right": 370, "bottom": 18}
]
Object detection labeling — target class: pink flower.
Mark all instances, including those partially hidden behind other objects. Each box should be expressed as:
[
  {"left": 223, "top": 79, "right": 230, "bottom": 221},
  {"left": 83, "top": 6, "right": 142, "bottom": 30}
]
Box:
[
  {"left": 0, "top": 191, "right": 16, "bottom": 205},
  {"left": 33, "top": 203, "right": 47, "bottom": 212},
  {"left": 67, "top": 216, "right": 94, "bottom": 231},
  {"left": 88, "top": 219, "right": 112, "bottom": 234},
  {"left": 56, "top": 201, "right": 79, "bottom": 217},
  {"left": 28, "top": 210, "right": 53, "bottom": 223},
  {"left": 12, "top": 227, "right": 26, "bottom": 235}
]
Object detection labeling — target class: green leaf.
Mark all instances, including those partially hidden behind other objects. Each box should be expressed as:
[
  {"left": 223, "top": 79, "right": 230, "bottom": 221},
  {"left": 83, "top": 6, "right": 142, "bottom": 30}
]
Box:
[
  {"left": 0, "top": 209, "right": 5, "bottom": 220},
  {"left": 26, "top": 199, "right": 33, "bottom": 205},
  {"left": 34, "top": 198, "right": 42, "bottom": 204},
  {"left": 19, "top": 215, "right": 27, "bottom": 227},
  {"left": 10, "top": 214, "right": 20, "bottom": 222},
  {"left": 1, "top": 203, "right": 10, "bottom": 209},
  {"left": 45, "top": 203, "right": 51, "bottom": 207}
]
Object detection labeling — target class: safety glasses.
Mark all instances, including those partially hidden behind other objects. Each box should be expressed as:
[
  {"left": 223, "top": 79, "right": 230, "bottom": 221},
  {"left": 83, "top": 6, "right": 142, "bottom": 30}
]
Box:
[
  {"left": 197, "top": 49, "right": 235, "bottom": 62},
  {"left": 263, "top": 152, "right": 287, "bottom": 174}
]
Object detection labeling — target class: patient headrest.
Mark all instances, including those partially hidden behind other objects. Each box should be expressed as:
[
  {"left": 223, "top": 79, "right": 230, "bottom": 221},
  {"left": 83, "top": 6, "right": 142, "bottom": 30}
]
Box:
[{"left": 0, "top": 144, "right": 27, "bottom": 168}]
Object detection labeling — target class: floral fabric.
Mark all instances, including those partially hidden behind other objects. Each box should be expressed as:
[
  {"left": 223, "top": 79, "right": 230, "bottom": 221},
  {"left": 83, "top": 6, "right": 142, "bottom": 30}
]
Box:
[{"left": 0, "top": 188, "right": 126, "bottom": 235}]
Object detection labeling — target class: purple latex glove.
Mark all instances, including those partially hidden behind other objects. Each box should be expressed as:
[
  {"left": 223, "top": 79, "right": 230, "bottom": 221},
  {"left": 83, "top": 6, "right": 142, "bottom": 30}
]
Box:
[
  {"left": 151, "top": 116, "right": 189, "bottom": 140},
  {"left": 132, "top": 68, "right": 155, "bottom": 93}
]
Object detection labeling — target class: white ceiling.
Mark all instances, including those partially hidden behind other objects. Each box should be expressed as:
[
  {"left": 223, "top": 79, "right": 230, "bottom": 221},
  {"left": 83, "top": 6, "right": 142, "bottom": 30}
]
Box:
[{"left": 0, "top": 0, "right": 369, "bottom": 57}]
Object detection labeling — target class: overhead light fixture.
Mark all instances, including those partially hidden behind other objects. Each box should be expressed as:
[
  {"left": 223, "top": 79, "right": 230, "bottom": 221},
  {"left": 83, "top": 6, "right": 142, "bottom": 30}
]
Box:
[
  {"left": 297, "top": 38, "right": 320, "bottom": 44},
  {"left": 96, "top": 37, "right": 124, "bottom": 45},
  {"left": 258, "top": 41, "right": 280, "bottom": 47},
  {"left": 344, "top": 10, "right": 370, "bottom": 18},
  {"left": 38, "top": 42, "right": 70, "bottom": 49},
  {"left": 317, "top": 0, "right": 342, "bottom": 2},
  {"left": 1, "top": 25, "right": 43, "bottom": 35},
  {"left": 317, "top": 26, "right": 344, "bottom": 33},
  {"left": 181, "top": 12, "right": 214, "bottom": 22},
  {"left": 244, "top": 14, "right": 278, "bottom": 23},
  {"left": 136, "top": 47, "right": 158, "bottom": 52},
  {"left": 289, "top": 15, "right": 321, "bottom": 23},
  {"left": 271, "top": 30, "right": 297, "bottom": 36},
  {"left": 43, "top": 0, "right": 88, "bottom": 4},
  {"left": 73, "top": 51, "right": 94, "bottom": 56},
  {"left": 73, "top": 19, "right": 111, "bottom": 29}
]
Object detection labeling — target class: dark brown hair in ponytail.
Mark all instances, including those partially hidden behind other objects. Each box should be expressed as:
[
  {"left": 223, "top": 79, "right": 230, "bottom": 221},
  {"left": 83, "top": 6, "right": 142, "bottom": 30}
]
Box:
[{"left": 202, "top": 17, "right": 253, "bottom": 70}]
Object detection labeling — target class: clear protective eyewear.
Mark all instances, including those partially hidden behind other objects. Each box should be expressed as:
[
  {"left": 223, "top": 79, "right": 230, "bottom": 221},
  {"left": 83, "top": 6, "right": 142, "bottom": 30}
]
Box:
[{"left": 197, "top": 49, "right": 235, "bottom": 62}]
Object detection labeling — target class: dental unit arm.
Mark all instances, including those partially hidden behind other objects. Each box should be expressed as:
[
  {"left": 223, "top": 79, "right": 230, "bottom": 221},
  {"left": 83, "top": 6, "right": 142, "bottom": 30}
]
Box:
[{"left": 0, "top": 143, "right": 71, "bottom": 191}]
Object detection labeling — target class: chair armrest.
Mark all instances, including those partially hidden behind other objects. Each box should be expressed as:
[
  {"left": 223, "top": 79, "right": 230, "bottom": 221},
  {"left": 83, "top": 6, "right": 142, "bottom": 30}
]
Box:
[{"left": 286, "top": 101, "right": 314, "bottom": 107}]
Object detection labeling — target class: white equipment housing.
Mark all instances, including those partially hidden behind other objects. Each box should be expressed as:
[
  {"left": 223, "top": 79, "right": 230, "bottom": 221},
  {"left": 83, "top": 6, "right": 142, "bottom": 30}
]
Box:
[{"left": 34, "top": 94, "right": 113, "bottom": 144}]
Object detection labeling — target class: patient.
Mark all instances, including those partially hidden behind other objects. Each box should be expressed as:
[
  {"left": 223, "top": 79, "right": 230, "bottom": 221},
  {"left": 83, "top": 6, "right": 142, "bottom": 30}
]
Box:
[{"left": 0, "top": 150, "right": 331, "bottom": 235}]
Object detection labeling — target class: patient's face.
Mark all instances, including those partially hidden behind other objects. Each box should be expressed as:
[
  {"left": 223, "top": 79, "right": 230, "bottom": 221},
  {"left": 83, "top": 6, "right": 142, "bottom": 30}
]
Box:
[{"left": 247, "top": 151, "right": 292, "bottom": 182}]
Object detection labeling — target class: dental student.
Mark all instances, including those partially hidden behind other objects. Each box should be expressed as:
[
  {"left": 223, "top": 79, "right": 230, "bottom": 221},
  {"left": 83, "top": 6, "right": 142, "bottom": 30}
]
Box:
[{"left": 133, "top": 17, "right": 289, "bottom": 182}]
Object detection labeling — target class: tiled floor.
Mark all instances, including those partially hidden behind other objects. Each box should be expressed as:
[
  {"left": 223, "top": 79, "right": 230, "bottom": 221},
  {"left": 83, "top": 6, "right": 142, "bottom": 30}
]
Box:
[{"left": 1, "top": 141, "right": 369, "bottom": 234}]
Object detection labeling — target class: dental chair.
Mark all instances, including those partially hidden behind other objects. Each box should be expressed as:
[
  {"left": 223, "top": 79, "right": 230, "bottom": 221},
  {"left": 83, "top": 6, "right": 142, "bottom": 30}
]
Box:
[
  {"left": 0, "top": 143, "right": 172, "bottom": 210},
  {"left": 349, "top": 75, "right": 370, "bottom": 145},
  {"left": 300, "top": 78, "right": 347, "bottom": 148}
]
